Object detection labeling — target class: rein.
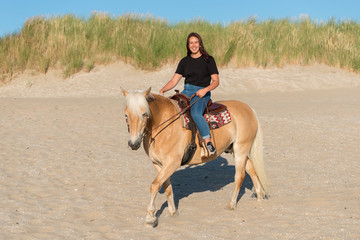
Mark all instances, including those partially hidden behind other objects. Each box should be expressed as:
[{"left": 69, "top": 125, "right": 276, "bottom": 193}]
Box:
[
  {"left": 148, "top": 93, "right": 217, "bottom": 157},
  {"left": 151, "top": 94, "right": 201, "bottom": 132}
]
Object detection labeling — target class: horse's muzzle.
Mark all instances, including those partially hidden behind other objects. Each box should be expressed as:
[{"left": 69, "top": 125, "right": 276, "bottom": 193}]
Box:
[{"left": 128, "top": 138, "right": 141, "bottom": 150}]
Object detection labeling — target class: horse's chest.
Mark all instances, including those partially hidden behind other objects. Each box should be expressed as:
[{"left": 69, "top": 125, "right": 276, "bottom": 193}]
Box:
[{"left": 147, "top": 147, "right": 164, "bottom": 166}]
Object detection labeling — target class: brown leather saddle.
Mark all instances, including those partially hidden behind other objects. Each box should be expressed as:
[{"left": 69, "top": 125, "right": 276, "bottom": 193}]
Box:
[{"left": 170, "top": 92, "right": 229, "bottom": 129}]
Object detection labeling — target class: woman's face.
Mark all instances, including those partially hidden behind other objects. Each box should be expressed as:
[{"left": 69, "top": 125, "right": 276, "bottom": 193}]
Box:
[{"left": 188, "top": 36, "right": 200, "bottom": 55}]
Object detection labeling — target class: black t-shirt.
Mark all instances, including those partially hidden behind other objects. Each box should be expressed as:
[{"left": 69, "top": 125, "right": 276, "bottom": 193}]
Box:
[{"left": 175, "top": 55, "right": 219, "bottom": 87}]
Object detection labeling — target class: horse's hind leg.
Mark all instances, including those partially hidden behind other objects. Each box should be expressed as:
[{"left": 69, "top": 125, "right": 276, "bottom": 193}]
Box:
[
  {"left": 246, "top": 158, "right": 265, "bottom": 200},
  {"left": 225, "top": 143, "right": 249, "bottom": 210}
]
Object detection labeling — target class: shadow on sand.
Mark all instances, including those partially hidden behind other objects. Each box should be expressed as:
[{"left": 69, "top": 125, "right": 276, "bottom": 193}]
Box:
[{"left": 156, "top": 156, "right": 253, "bottom": 218}]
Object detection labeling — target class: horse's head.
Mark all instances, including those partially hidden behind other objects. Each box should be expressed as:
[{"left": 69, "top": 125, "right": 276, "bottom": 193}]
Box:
[{"left": 121, "top": 87, "right": 153, "bottom": 150}]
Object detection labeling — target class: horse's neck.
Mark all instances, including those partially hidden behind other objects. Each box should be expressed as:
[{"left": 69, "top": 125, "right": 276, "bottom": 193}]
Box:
[{"left": 148, "top": 94, "right": 176, "bottom": 127}]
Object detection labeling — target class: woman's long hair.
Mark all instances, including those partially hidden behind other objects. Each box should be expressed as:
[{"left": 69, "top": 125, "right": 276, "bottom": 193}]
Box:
[{"left": 186, "top": 32, "right": 210, "bottom": 61}]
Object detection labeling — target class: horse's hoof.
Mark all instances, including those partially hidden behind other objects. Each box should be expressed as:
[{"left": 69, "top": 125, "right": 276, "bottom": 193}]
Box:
[
  {"left": 225, "top": 203, "right": 236, "bottom": 211},
  {"left": 168, "top": 210, "right": 178, "bottom": 217},
  {"left": 145, "top": 216, "right": 158, "bottom": 227},
  {"left": 252, "top": 192, "right": 265, "bottom": 201}
]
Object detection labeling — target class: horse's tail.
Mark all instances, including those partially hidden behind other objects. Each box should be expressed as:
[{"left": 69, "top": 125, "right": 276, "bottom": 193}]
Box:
[{"left": 249, "top": 111, "right": 271, "bottom": 197}]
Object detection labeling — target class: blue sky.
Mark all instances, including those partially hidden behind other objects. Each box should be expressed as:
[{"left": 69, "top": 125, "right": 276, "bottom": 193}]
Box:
[{"left": 1, "top": 0, "right": 359, "bottom": 37}]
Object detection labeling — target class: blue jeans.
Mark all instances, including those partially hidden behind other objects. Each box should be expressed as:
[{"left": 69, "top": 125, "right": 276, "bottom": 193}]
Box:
[{"left": 181, "top": 84, "right": 211, "bottom": 139}]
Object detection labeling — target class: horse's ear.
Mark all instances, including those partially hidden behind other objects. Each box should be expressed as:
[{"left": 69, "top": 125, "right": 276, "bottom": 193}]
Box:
[
  {"left": 143, "top": 87, "right": 155, "bottom": 102},
  {"left": 121, "top": 87, "right": 129, "bottom": 96},
  {"left": 146, "top": 93, "right": 156, "bottom": 102},
  {"left": 143, "top": 87, "right": 151, "bottom": 97}
]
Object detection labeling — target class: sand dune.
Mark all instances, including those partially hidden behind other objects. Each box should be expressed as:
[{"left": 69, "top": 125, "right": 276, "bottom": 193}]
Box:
[
  {"left": 0, "top": 62, "right": 359, "bottom": 239},
  {"left": 1, "top": 62, "right": 359, "bottom": 98}
]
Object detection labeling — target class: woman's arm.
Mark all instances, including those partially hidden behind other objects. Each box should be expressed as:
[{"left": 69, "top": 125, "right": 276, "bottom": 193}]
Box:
[
  {"left": 159, "top": 73, "right": 182, "bottom": 95},
  {"left": 196, "top": 73, "right": 219, "bottom": 98}
]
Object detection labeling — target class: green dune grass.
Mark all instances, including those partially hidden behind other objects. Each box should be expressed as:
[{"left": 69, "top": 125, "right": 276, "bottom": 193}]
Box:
[{"left": 1, "top": 12, "right": 359, "bottom": 82}]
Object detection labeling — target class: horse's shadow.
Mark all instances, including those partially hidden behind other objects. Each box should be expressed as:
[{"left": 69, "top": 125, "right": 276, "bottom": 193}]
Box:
[{"left": 156, "top": 156, "right": 253, "bottom": 218}]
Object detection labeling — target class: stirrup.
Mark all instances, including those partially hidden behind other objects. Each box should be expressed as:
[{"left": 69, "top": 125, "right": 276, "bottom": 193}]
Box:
[{"left": 206, "top": 142, "right": 216, "bottom": 155}]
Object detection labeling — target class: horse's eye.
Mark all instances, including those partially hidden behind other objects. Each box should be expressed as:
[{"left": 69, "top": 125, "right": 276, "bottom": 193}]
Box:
[
  {"left": 142, "top": 113, "right": 149, "bottom": 119},
  {"left": 125, "top": 114, "right": 128, "bottom": 121}
]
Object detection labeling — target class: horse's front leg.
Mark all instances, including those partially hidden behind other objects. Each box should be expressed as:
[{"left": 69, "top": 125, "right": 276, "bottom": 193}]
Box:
[
  {"left": 152, "top": 164, "right": 177, "bottom": 216},
  {"left": 145, "top": 163, "right": 179, "bottom": 227},
  {"left": 163, "top": 178, "right": 177, "bottom": 216}
]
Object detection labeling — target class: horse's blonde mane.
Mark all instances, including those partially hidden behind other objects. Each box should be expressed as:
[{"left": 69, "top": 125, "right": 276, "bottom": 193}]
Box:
[{"left": 125, "top": 91, "right": 151, "bottom": 117}]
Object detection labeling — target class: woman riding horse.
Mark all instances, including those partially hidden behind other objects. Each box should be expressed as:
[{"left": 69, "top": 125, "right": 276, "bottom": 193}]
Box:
[{"left": 121, "top": 87, "right": 270, "bottom": 227}]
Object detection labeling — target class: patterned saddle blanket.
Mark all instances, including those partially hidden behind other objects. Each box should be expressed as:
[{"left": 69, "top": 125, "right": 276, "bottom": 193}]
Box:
[{"left": 170, "top": 93, "right": 232, "bottom": 130}]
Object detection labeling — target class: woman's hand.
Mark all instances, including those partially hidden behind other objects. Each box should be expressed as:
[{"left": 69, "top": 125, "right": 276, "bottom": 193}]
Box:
[
  {"left": 196, "top": 88, "right": 208, "bottom": 98},
  {"left": 196, "top": 74, "right": 219, "bottom": 98},
  {"left": 159, "top": 73, "right": 182, "bottom": 96}
]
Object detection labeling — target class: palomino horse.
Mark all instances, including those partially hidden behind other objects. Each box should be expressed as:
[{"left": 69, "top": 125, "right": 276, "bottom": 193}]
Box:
[{"left": 121, "top": 87, "right": 270, "bottom": 227}]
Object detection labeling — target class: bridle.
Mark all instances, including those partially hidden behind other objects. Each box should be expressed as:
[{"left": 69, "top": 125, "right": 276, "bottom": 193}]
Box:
[
  {"left": 125, "top": 112, "right": 150, "bottom": 143},
  {"left": 149, "top": 94, "right": 211, "bottom": 144},
  {"left": 126, "top": 94, "right": 209, "bottom": 144}
]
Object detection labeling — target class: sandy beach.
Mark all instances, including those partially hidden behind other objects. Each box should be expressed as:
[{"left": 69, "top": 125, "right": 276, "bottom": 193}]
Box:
[{"left": 1, "top": 62, "right": 359, "bottom": 239}]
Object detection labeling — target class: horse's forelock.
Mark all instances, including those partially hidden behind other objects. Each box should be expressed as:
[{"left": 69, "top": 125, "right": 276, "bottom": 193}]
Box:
[{"left": 125, "top": 91, "right": 151, "bottom": 117}]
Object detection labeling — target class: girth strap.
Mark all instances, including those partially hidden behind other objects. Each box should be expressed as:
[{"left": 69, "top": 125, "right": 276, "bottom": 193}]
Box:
[{"left": 170, "top": 92, "right": 198, "bottom": 165}]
